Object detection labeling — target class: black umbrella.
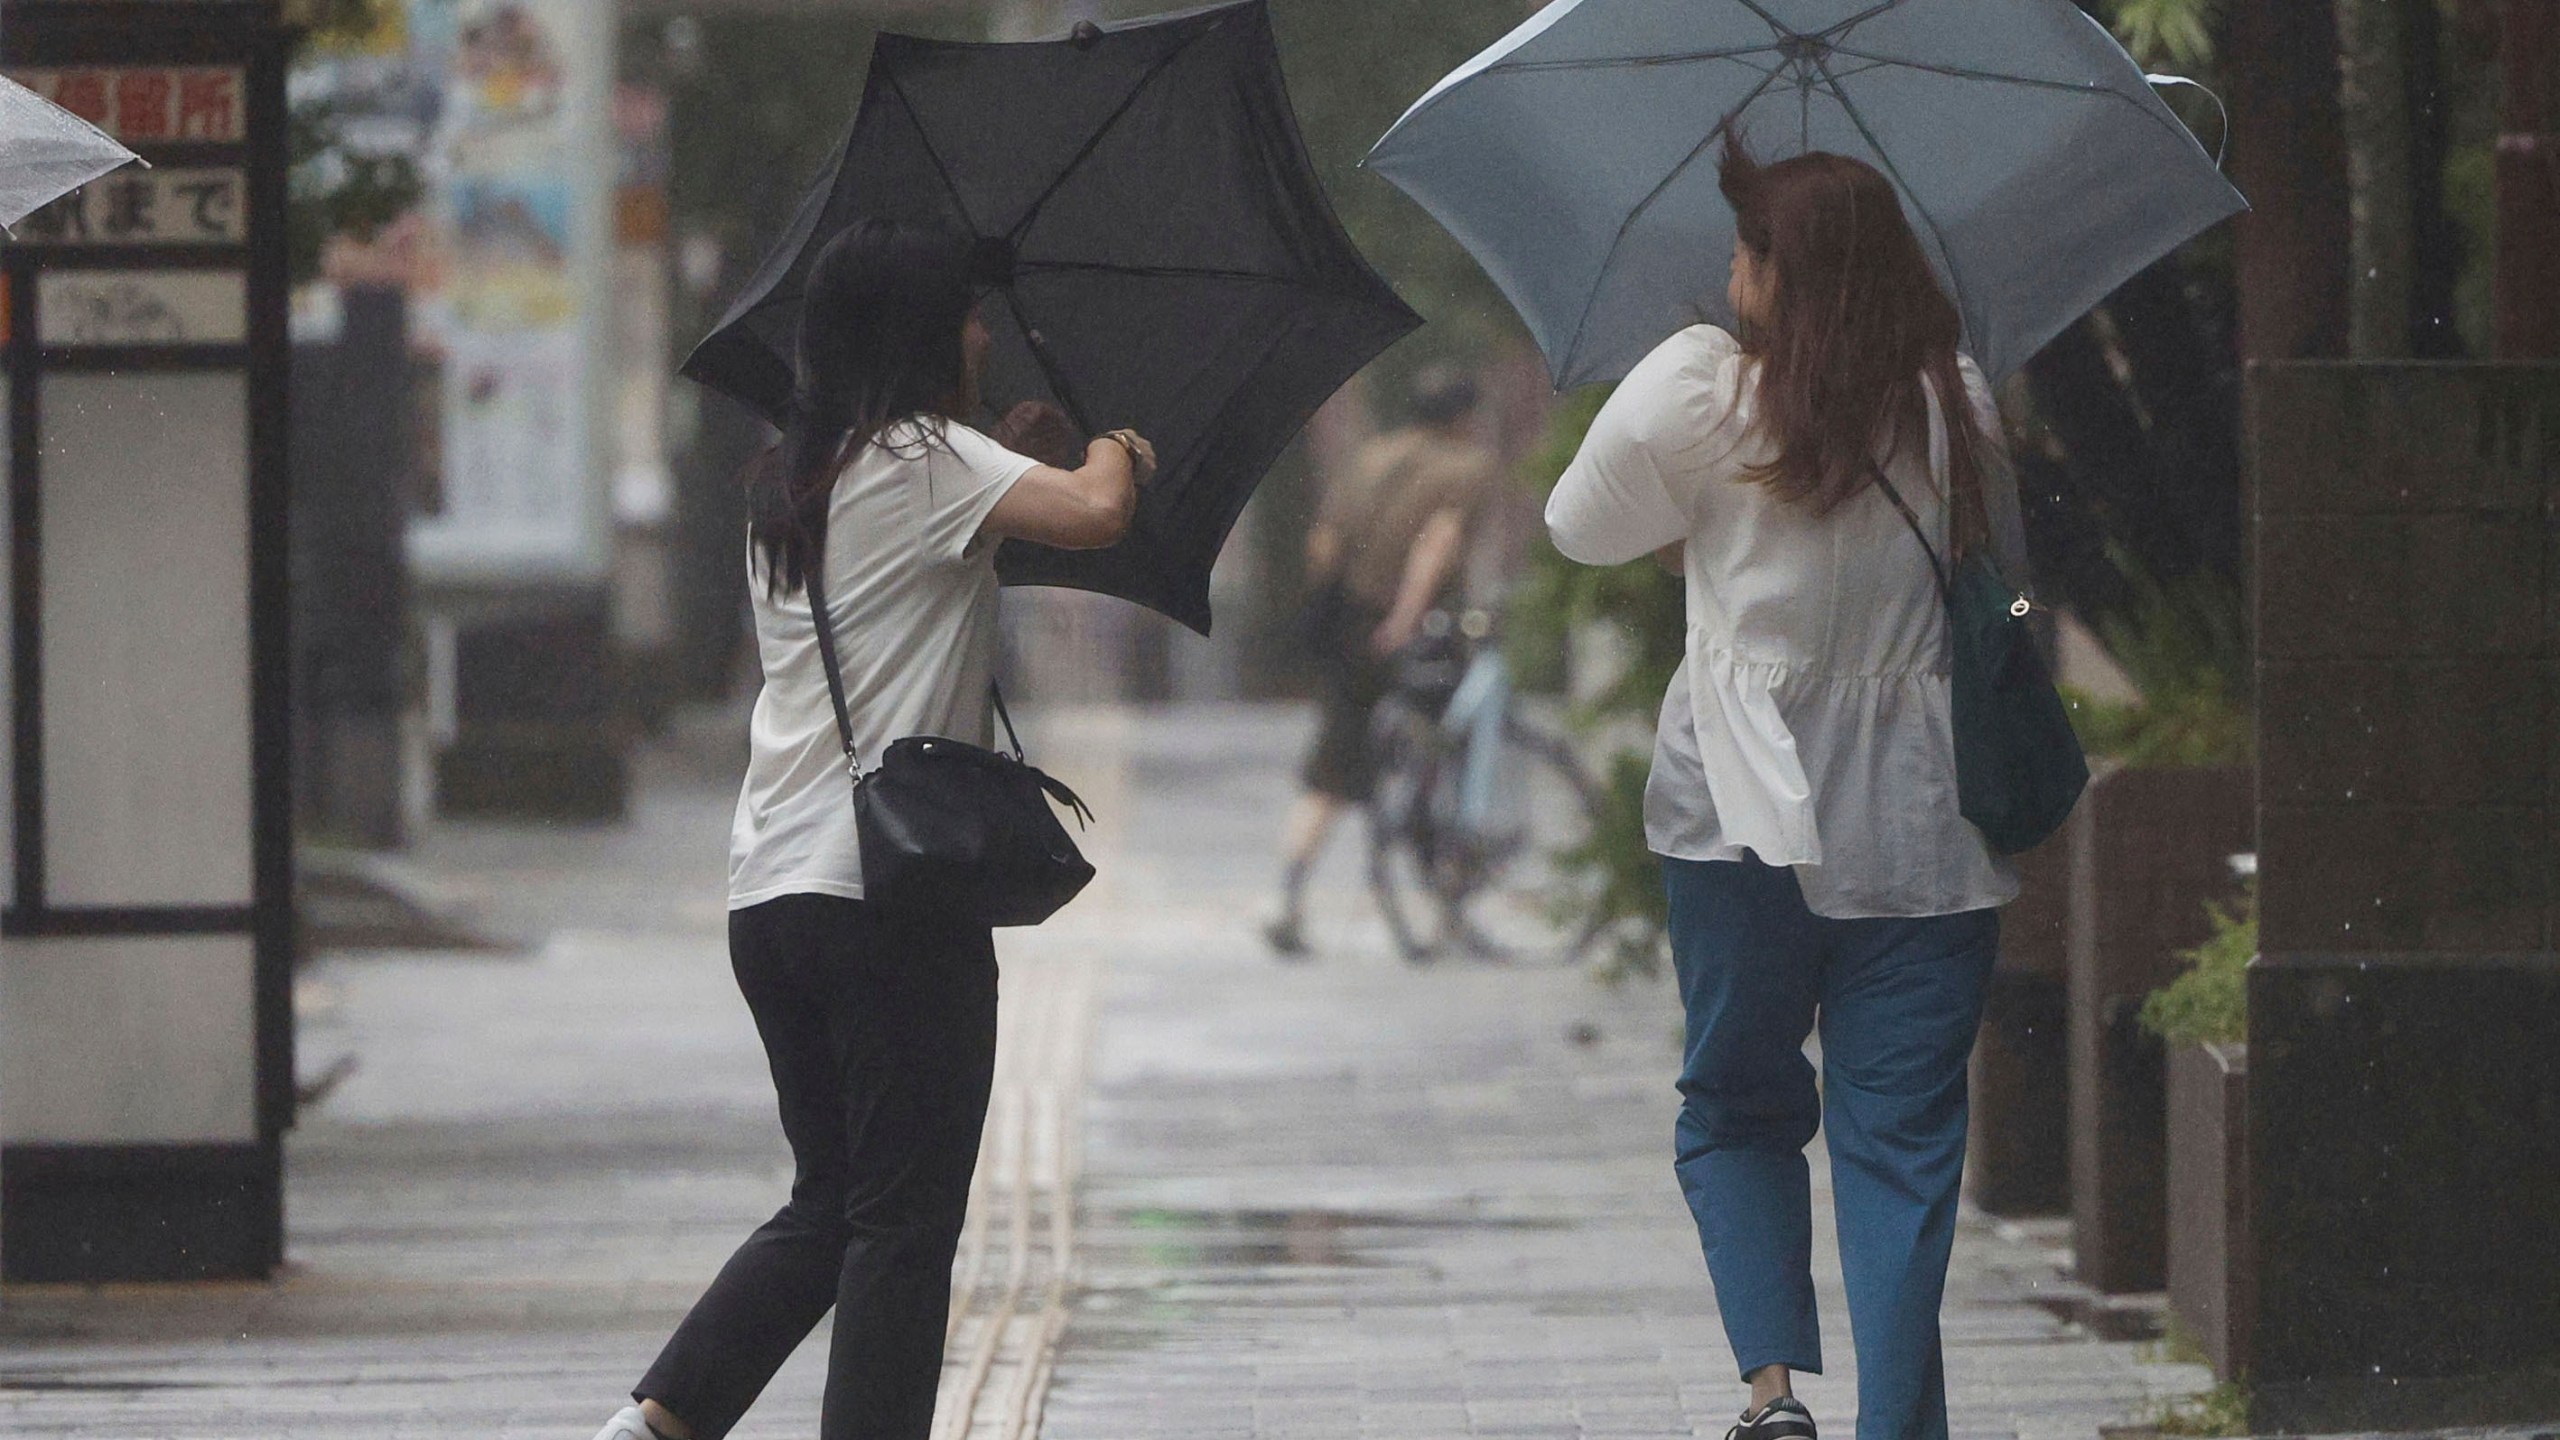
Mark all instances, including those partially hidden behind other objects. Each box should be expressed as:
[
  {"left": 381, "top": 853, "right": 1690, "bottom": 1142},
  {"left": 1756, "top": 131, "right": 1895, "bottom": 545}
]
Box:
[{"left": 681, "top": 0, "right": 1421, "bottom": 634}]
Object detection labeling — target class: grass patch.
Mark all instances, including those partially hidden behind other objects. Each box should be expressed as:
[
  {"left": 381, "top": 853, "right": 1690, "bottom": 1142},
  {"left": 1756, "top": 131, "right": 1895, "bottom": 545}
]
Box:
[{"left": 2154, "top": 1381, "right": 2252, "bottom": 1438}]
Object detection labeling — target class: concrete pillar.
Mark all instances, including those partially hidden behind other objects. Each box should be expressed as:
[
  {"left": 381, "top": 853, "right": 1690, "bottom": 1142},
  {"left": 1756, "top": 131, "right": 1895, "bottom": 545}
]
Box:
[{"left": 2248, "top": 361, "right": 2560, "bottom": 1428}]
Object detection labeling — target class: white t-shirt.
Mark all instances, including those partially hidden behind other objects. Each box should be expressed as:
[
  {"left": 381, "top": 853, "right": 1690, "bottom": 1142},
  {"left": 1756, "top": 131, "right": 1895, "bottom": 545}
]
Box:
[
  {"left": 1546, "top": 325, "right": 2026, "bottom": 919},
  {"left": 728, "top": 420, "right": 1037, "bottom": 910}
]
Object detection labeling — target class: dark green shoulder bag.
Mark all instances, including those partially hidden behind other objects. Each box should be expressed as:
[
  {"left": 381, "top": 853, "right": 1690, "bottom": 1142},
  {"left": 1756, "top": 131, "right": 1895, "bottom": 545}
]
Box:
[{"left": 1872, "top": 470, "right": 2088, "bottom": 855}]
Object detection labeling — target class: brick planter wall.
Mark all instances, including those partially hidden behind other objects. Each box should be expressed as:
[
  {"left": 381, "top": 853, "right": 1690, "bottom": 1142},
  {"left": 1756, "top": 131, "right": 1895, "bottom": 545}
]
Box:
[
  {"left": 2165, "top": 1041, "right": 2250, "bottom": 1379},
  {"left": 2065, "top": 765, "right": 2252, "bottom": 1294},
  {"left": 1969, "top": 835, "right": 2069, "bottom": 1216}
]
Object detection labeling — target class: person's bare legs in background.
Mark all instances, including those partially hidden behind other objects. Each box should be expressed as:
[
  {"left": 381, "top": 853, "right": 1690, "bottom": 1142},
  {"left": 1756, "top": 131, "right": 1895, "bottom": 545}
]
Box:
[
  {"left": 1265, "top": 791, "right": 1352, "bottom": 957},
  {"left": 1263, "top": 366, "right": 1491, "bottom": 960}
]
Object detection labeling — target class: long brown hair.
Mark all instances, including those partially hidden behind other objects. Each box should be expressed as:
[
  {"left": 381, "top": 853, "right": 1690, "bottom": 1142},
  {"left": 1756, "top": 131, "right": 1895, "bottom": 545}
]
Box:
[{"left": 1718, "top": 136, "right": 1993, "bottom": 556}]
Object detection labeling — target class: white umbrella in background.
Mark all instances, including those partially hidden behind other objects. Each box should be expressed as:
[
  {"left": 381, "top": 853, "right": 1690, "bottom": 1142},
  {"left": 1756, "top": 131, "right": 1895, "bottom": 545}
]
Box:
[{"left": 0, "top": 72, "right": 140, "bottom": 229}]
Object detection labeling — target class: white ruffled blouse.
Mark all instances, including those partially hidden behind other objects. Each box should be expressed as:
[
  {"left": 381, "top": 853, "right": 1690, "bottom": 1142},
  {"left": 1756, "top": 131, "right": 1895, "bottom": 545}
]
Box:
[{"left": 1545, "top": 325, "right": 2025, "bottom": 920}]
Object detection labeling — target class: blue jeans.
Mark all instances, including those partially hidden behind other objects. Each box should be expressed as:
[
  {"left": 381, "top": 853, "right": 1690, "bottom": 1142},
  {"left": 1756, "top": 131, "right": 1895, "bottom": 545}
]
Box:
[{"left": 1664, "top": 856, "right": 1998, "bottom": 1440}]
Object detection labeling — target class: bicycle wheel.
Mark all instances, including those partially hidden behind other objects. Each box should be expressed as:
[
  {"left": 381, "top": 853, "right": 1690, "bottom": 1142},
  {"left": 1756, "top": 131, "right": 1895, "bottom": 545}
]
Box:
[
  {"left": 1435, "top": 709, "right": 1610, "bottom": 966},
  {"left": 1365, "top": 699, "right": 1464, "bottom": 963}
]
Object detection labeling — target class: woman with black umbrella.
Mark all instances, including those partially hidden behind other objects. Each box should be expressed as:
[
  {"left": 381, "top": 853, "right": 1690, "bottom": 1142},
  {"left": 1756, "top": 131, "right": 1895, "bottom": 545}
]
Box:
[{"left": 589, "top": 217, "right": 1151, "bottom": 1440}]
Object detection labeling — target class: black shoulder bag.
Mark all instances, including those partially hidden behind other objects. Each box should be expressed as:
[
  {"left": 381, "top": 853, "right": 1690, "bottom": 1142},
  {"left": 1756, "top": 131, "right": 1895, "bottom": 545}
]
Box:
[
  {"left": 1871, "top": 470, "right": 2089, "bottom": 856},
  {"left": 805, "top": 561, "right": 1096, "bottom": 928}
]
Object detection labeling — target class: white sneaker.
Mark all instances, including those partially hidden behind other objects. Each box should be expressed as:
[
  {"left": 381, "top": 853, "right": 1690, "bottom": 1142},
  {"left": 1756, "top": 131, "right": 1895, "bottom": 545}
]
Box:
[{"left": 590, "top": 1405, "right": 659, "bottom": 1440}]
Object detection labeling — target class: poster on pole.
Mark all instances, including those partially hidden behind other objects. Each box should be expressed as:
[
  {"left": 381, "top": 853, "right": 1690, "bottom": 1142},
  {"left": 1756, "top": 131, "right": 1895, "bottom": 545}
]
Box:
[{"left": 406, "top": 0, "right": 613, "bottom": 586}]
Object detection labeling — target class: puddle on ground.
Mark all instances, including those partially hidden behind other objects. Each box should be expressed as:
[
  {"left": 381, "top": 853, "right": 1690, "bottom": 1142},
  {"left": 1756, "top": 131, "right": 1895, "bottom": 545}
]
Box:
[
  {"left": 2025, "top": 1293, "right": 2165, "bottom": 1342},
  {"left": 0, "top": 1377, "right": 214, "bottom": 1393},
  {"left": 1097, "top": 1206, "right": 1563, "bottom": 1271}
]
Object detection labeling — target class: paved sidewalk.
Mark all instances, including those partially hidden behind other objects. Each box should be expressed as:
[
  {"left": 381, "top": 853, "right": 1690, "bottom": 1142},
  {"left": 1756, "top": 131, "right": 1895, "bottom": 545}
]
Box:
[
  {"left": 1025, "top": 707, "right": 2207, "bottom": 1440},
  {"left": 0, "top": 702, "right": 2209, "bottom": 1440}
]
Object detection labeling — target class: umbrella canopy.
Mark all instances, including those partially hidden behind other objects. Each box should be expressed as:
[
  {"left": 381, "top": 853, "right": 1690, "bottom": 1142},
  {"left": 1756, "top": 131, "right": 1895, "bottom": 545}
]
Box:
[
  {"left": 684, "top": 0, "right": 1420, "bottom": 634},
  {"left": 0, "top": 73, "right": 140, "bottom": 230},
  {"left": 1366, "top": 0, "right": 2244, "bottom": 388}
]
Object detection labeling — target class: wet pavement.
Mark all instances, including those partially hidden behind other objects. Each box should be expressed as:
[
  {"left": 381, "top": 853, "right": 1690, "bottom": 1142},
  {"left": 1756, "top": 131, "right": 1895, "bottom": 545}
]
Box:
[
  {"left": 1034, "top": 709, "right": 2206, "bottom": 1440},
  {"left": 0, "top": 702, "right": 2210, "bottom": 1439}
]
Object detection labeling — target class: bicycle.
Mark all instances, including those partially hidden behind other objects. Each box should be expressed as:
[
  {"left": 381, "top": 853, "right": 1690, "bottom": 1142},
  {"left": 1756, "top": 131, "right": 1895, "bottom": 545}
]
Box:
[{"left": 1364, "top": 607, "right": 1610, "bottom": 966}]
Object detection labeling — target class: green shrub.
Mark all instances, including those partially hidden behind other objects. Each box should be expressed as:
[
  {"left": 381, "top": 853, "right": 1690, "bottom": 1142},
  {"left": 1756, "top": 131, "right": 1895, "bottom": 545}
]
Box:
[
  {"left": 2068, "top": 547, "right": 2253, "bottom": 769},
  {"left": 1506, "top": 387, "right": 1686, "bottom": 981},
  {"left": 2140, "top": 887, "right": 2255, "bottom": 1049},
  {"left": 2155, "top": 1381, "right": 2252, "bottom": 1438}
]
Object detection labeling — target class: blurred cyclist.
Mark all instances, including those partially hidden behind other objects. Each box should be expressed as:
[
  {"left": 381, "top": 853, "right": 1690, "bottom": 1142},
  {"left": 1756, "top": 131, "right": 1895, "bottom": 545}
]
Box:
[{"left": 1263, "top": 364, "right": 1501, "bottom": 958}]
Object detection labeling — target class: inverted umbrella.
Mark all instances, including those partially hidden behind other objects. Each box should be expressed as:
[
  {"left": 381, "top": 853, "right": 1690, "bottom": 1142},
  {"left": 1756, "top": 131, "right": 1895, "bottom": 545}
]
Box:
[
  {"left": 1365, "top": 0, "right": 2244, "bottom": 388},
  {"left": 0, "top": 73, "right": 140, "bottom": 229},
  {"left": 684, "top": 0, "right": 1421, "bottom": 634}
]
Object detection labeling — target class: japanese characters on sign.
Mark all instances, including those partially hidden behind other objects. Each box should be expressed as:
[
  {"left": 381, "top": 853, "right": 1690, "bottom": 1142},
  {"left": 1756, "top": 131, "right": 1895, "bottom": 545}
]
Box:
[
  {"left": 13, "top": 169, "right": 246, "bottom": 247},
  {"left": 38, "top": 270, "right": 248, "bottom": 348},
  {"left": 9, "top": 68, "right": 247, "bottom": 145}
]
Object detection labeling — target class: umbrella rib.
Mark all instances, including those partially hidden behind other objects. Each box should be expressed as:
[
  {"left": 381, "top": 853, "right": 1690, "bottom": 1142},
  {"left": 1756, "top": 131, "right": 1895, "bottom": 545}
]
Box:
[
  {"left": 1727, "top": 0, "right": 1796, "bottom": 43},
  {"left": 1556, "top": 63, "right": 1791, "bottom": 382},
  {"left": 1825, "top": 45, "right": 2206, "bottom": 153},
  {"left": 1729, "top": 0, "right": 1908, "bottom": 63},
  {"left": 1824, "top": 57, "right": 1895, "bottom": 83},
  {"left": 1820, "top": 0, "right": 1909, "bottom": 44},
  {"left": 1006, "top": 20, "right": 1225, "bottom": 245},
  {"left": 1807, "top": 54, "right": 1977, "bottom": 342},
  {"left": 882, "top": 71, "right": 986, "bottom": 233},
  {"left": 1483, "top": 44, "right": 1783, "bottom": 78}
]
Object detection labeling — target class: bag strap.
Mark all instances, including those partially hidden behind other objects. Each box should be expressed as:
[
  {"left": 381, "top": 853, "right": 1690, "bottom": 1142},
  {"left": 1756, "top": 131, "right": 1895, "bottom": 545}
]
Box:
[
  {"left": 989, "top": 676, "right": 1027, "bottom": 761},
  {"left": 804, "top": 548, "right": 866, "bottom": 783},
  {"left": 1868, "top": 467, "right": 1952, "bottom": 603},
  {"left": 804, "top": 544, "right": 1028, "bottom": 779}
]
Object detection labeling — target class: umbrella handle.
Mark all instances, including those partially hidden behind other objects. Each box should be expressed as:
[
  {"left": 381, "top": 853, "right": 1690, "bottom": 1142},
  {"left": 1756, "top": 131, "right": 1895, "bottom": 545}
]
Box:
[
  {"left": 998, "top": 287, "right": 1100, "bottom": 436},
  {"left": 2144, "top": 73, "right": 2230, "bottom": 170}
]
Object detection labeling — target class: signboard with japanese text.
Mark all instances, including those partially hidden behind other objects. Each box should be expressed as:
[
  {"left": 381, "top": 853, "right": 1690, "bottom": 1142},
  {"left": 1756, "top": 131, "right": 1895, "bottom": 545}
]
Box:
[
  {"left": 7, "top": 68, "right": 247, "bottom": 145},
  {"left": 0, "top": 1, "right": 299, "bottom": 1286},
  {"left": 38, "top": 270, "right": 247, "bottom": 348},
  {"left": 13, "top": 168, "right": 246, "bottom": 247}
]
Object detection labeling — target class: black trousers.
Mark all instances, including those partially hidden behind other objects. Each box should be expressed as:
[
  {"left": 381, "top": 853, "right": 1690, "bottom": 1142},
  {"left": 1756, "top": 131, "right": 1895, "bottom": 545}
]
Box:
[{"left": 636, "top": 893, "right": 998, "bottom": 1440}]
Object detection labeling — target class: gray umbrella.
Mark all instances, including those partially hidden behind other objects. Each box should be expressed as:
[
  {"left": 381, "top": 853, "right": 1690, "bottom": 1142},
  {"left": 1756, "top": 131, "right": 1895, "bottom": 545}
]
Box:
[
  {"left": 0, "top": 74, "right": 138, "bottom": 230},
  {"left": 1365, "top": 0, "right": 2243, "bottom": 388}
]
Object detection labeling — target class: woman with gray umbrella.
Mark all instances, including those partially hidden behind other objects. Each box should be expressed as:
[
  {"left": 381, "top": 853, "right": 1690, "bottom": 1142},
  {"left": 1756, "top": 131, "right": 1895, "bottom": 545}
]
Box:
[
  {"left": 1545, "top": 137, "right": 2033, "bottom": 1440},
  {"left": 1373, "top": 7, "right": 2237, "bottom": 1433}
]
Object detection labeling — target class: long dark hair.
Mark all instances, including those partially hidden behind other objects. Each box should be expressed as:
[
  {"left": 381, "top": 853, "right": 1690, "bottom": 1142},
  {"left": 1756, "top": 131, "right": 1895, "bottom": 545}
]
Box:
[
  {"left": 1717, "top": 136, "right": 1994, "bottom": 556},
  {"left": 748, "top": 217, "right": 981, "bottom": 597}
]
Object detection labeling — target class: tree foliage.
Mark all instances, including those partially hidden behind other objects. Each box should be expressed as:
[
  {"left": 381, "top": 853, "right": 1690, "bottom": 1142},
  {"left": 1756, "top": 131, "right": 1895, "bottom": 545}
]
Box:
[
  {"left": 285, "top": 0, "right": 422, "bottom": 286},
  {"left": 1505, "top": 388, "right": 1687, "bottom": 981},
  {"left": 288, "top": 101, "right": 423, "bottom": 287},
  {"left": 2063, "top": 545, "right": 2252, "bottom": 768},
  {"left": 2103, "top": 0, "right": 2220, "bottom": 70}
]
